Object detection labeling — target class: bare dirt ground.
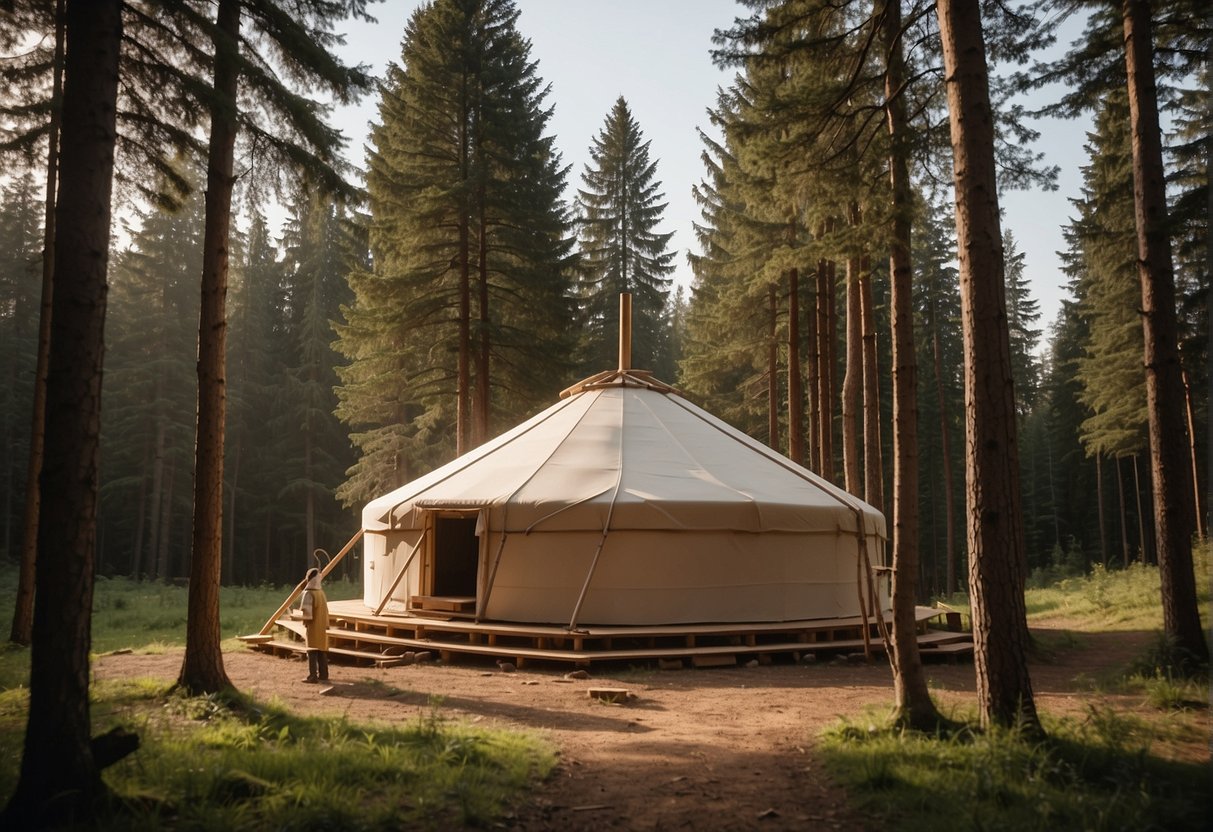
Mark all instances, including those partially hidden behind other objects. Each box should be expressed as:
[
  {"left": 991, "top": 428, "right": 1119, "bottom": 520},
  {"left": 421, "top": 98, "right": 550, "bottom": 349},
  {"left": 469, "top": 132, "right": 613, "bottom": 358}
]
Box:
[{"left": 93, "top": 624, "right": 1210, "bottom": 831}]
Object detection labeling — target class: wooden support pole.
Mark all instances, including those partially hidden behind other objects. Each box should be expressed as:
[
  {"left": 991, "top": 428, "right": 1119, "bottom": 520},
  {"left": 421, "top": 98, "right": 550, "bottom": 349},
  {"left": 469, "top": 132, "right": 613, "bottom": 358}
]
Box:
[
  {"left": 618, "top": 292, "right": 632, "bottom": 371},
  {"left": 374, "top": 531, "right": 426, "bottom": 616}
]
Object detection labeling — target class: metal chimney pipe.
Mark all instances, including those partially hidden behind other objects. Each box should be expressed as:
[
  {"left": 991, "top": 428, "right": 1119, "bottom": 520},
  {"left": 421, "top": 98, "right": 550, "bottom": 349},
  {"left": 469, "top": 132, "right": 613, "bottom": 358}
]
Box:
[{"left": 618, "top": 293, "right": 632, "bottom": 371}]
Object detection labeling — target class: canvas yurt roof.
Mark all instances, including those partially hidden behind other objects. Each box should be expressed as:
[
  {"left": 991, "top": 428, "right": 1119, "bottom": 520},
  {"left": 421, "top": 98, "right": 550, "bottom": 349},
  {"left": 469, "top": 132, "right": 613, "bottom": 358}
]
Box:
[{"left": 363, "top": 375, "right": 885, "bottom": 541}]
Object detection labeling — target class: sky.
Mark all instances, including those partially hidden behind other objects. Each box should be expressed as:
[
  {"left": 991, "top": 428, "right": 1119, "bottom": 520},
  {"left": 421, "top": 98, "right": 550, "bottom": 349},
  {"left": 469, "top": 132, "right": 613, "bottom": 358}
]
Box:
[{"left": 324, "top": 0, "right": 1093, "bottom": 333}]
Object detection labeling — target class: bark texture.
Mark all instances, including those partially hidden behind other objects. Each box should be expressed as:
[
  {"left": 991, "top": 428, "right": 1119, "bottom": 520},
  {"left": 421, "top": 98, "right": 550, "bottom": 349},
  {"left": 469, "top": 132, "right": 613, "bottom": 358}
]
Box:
[
  {"left": 859, "top": 256, "right": 884, "bottom": 515},
  {"left": 2, "top": 0, "right": 121, "bottom": 823},
  {"left": 883, "top": 0, "right": 939, "bottom": 729},
  {"left": 1121, "top": 0, "right": 1207, "bottom": 661},
  {"left": 937, "top": 0, "right": 1040, "bottom": 730},
  {"left": 10, "top": 0, "right": 64, "bottom": 648},
  {"left": 179, "top": 0, "right": 239, "bottom": 694},
  {"left": 787, "top": 267, "right": 805, "bottom": 465}
]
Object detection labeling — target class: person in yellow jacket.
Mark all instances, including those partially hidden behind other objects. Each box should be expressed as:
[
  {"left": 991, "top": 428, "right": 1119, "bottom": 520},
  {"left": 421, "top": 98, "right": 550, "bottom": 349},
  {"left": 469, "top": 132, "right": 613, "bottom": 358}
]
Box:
[{"left": 297, "top": 567, "right": 330, "bottom": 683}]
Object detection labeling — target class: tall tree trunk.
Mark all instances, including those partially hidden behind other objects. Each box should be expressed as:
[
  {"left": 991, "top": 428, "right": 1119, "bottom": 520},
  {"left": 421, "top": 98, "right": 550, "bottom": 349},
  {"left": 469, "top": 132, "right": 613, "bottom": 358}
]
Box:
[
  {"left": 1096, "top": 453, "right": 1108, "bottom": 565},
  {"left": 1116, "top": 455, "right": 1131, "bottom": 567},
  {"left": 859, "top": 255, "right": 884, "bottom": 515},
  {"left": 807, "top": 244, "right": 822, "bottom": 471},
  {"left": 842, "top": 210, "right": 863, "bottom": 496},
  {"left": 2, "top": 0, "right": 121, "bottom": 823},
  {"left": 842, "top": 261, "right": 862, "bottom": 496},
  {"left": 130, "top": 437, "right": 149, "bottom": 579},
  {"left": 1132, "top": 453, "right": 1148, "bottom": 563},
  {"left": 818, "top": 246, "right": 837, "bottom": 482},
  {"left": 768, "top": 283, "right": 780, "bottom": 451},
  {"left": 937, "top": 0, "right": 1039, "bottom": 731},
  {"left": 932, "top": 324, "right": 957, "bottom": 596},
  {"left": 11, "top": 0, "right": 65, "bottom": 647},
  {"left": 225, "top": 434, "right": 240, "bottom": 583},
  {"left": 1180, "top": 370, "right": 1204, "bottom": 539},
  {"left": 815, "top": 252, "right": 830, "bottom": 475},
  {"left": 179, "top": 0, "right": 239, "bottom": 694},
  {"left": 883, "top": 0, "right": 940, "bottom": 729},
  {"left": 1121, "top": 0, "right": 1206, "bottom": 660},
  {"left": 787, "top": 267, "right": 805, "bottom": 465},
  {"left": 155, "top": 455, "right": 174, "bottom": 581},
  {"left": 456, "top": 70, "right": 472, "bottom": 456},
  {"left": 475, "top": 182, "right": 490, "bottom": 446},
  {"left": 304, "top": 432, "right": 315, "bottom": 564}
]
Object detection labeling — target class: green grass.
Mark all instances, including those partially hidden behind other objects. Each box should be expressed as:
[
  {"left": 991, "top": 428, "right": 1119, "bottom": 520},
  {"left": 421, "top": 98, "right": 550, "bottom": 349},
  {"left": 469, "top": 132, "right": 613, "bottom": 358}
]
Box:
[
  {"left": 0, "top": 564, "right": 555, "bottom": 828},
  {"left": 826, "top": 549, "right": 1211, "bottom": 831},
  {"left": 935, "top": 545, "right": 1210, "bottom": 633},
  {"left": 820, "top": 710, "right": 1209, "bottom": 832},
  {"left": 0, "top": 679, "right": 555, "bottom": 830},
  {"left": 0, "top": 568, "right": 362, "bottom": 691}
]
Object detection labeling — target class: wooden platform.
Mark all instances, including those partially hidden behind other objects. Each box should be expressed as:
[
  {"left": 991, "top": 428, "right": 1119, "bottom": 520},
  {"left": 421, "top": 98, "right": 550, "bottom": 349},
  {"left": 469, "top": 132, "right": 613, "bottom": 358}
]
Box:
[{"left": 243, "top": 599, "right": 972, "bottom": 669}]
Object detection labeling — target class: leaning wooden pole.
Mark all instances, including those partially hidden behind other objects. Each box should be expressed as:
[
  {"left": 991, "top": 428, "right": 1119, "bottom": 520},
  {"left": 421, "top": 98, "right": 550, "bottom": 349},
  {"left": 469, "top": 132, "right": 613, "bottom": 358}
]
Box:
[
  {"left": 255, "top": 528, "right": 363, "bottom": 636},
  {"left": 374, "top": 532, "right": 425, "bottom": 617}
]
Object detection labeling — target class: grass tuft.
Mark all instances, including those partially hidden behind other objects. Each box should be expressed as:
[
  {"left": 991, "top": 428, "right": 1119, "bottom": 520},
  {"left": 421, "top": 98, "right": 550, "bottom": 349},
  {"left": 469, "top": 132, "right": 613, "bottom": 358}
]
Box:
[{"left": 821, "top": 710, "right": 1209, "bottom": 831}]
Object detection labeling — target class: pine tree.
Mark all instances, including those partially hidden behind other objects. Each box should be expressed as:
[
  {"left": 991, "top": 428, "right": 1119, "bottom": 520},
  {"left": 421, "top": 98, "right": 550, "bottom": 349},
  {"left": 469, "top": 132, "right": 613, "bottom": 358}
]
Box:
[
  {"left": 0, "top": 175, "right": 42, "bottom": 565},
  {"left": 277, "top": 195, "right": 360, "bottom": 576},
  {"left": 912, "top": 194, "right": 963, "bottom": 595},
  {"left": 936, "top": 0, "right": 1040, "bottom": 732},
  {"left": 102, "top": 182, "right": 205, "bottom": 581},
  {"left": 174, "top": 0, "right": 373, "bottom": 696},
  {"left": 1, "top": 0, "right": 123, "bottom": 822},
  {"left": 1003, "top": 230, "right": 1042, "bottom": 419},
  {"left": 575, "top": 97, "right": 676, "bottom": 374},
  {"left": 336, "top": 0, "right": 574, "bottom": 505},
  {"left": 226, "top": 211, "right": 290, "bottom": 585},
  {"left": 1119, "top": 0, "right": 1205, "bottom": 661},
  {"left": 1072, "top": 86, "right": 1150, "bottom": 566}
]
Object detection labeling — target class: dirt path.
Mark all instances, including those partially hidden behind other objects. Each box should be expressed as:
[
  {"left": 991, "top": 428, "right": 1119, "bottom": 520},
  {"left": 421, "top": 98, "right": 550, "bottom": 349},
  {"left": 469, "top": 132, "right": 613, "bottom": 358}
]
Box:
[{"left": 93, "top": 625, "right": 1203, "bottom": 831}]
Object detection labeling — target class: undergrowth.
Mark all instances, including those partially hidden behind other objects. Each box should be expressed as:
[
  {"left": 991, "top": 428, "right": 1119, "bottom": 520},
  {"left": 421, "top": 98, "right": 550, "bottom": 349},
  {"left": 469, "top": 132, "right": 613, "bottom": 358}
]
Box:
[{"left": 821, "top": 709, "right": 1210, "bottom": 832}]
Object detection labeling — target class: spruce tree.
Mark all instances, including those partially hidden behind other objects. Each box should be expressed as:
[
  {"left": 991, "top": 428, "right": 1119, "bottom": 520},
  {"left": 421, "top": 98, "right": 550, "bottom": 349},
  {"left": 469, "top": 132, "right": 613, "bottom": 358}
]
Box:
[
  {"left": 0, "top": 175, "right": 43, "bottom": 564},
  {"left": 102, "top": 182, "right": 205, "bottom": 581},
  {"left": 336, "top": 0, "right": 574, "bottom": 505},
  {"left": 277, "top": 194, "right": 360, "bottom": 576},
  {"left": 912, "top": 194, "right": 963, "bottom": 595},
  {"left": 1003, "top": 230, "right": 1042, "bottom": 419},
  {"left": 225, "top": 211, "right": 290, "bottom": 584},
  {"left": 575, "top": 96, "right": 676, "bottom": 374},
  {"left": 1074, "top": 92, "right": 1147, "bottom": 459}
]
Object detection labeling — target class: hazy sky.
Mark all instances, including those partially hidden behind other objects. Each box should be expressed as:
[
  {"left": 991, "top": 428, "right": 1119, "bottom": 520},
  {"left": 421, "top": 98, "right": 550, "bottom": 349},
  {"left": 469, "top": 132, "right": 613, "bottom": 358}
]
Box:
[{"left": 326, "top": 0, "right": 1091, "bottom": 332}]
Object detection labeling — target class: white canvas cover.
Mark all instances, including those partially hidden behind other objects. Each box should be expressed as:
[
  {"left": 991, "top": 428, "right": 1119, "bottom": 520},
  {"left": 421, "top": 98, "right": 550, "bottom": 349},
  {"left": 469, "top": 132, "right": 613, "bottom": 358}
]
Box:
[{"left": 362, "top": 378, "right": 888, "bottom": 626}]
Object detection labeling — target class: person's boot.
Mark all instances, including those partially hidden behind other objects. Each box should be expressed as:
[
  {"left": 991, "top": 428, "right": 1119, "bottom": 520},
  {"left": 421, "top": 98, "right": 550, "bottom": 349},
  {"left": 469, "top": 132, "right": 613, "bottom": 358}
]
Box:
[
  {"left": 303, "top": 651, "right": 319, "bottom": 683},
  {"left": 318, "top": 652, "right": 329, "bottom": 682}
]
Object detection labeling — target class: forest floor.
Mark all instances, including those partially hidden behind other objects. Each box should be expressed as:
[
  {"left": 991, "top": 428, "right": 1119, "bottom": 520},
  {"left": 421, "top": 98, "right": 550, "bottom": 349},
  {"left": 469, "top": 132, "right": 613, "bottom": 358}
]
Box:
[{"left": 94, "top": 621, "right": 1209, "bottom": 831}]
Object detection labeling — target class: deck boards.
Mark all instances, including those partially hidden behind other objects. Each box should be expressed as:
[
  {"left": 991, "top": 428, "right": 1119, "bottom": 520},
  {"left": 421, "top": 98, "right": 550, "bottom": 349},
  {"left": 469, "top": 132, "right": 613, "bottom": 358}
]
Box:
[{"left": 242, "top": 600, "right": 971, "bottom": 668}]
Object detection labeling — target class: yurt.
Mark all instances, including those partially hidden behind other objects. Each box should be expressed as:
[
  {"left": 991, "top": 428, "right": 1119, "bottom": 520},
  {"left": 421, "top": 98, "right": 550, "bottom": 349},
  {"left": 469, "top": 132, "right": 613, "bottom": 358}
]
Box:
[{"left": 360, "top": 299, "right": 888, "bottom": 630}]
